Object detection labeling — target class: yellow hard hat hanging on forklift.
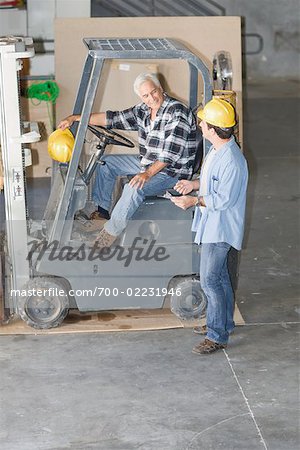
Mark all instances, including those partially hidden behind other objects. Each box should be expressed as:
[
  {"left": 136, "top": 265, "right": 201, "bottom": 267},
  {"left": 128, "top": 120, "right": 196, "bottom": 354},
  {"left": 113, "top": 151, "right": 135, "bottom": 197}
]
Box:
[
  {"left": 197, "top": 98, "right": 236, "bottom": 128},
  {"left": 48, "top": 128, "right": 75, "bottom": 163}
]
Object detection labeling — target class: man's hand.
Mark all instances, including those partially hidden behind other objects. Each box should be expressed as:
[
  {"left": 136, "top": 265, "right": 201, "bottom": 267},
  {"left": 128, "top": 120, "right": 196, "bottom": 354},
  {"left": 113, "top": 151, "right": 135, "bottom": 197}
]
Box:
[
  {"left": 57, "top": 115, "right": 78, "bottom": 130},
  {"left": 170, "top": 195, "right": 197, "bottom": 210},
  {"left": 173, "top": 179, "right": 199, "bottom": 195},
  {"left": 129, "top": 172, "right": 151, "bottom": 190},
  {"left": 57, "top": 112, "right": 106, "bottom": 130}
]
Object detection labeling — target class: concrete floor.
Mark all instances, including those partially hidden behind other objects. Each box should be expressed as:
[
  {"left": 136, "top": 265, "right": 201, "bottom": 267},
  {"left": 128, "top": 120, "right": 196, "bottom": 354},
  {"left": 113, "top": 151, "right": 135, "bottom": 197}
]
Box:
[{"left": 0, "top": 83, "right": 299, "bottom": 449}]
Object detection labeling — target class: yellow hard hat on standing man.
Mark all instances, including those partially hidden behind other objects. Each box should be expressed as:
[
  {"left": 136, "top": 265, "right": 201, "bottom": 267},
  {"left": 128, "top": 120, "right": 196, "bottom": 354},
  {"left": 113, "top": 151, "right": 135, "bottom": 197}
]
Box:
[{"left": 197, "top": 98, "right": 236, "bottom": 128}]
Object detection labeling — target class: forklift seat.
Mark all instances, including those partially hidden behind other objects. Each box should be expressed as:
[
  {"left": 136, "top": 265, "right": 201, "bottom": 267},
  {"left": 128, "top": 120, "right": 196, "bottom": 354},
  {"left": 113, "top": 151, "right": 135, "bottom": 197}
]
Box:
[{"left": 189, "top": 127, "right": 203, "bottom": 179}]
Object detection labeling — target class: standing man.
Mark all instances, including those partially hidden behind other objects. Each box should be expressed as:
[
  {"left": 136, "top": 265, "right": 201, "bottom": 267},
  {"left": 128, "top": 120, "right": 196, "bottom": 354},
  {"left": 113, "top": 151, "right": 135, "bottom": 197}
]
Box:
[
  {"left": 58, "top": 73, "right": 197, "bottom": 247},
  {"left": 171, "top": 98, "right": 248, "bottom": 355}
]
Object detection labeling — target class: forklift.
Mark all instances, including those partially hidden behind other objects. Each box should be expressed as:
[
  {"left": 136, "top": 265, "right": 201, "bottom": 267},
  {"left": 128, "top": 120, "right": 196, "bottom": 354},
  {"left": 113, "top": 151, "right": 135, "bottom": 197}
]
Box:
[{"left": 0, "top": 37, "right": 237, "bottom": 329}]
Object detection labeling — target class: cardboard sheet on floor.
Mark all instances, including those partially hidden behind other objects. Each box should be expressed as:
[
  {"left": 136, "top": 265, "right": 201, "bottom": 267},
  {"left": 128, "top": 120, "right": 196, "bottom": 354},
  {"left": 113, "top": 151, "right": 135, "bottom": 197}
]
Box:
[{"left": 0, "top": 305, "right": 244, "bottom": 335}]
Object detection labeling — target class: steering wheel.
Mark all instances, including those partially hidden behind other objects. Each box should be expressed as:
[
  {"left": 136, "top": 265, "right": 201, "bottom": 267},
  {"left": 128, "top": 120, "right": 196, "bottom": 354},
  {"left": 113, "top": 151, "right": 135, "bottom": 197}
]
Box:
[{"left": 88, "top": 125, "right": 135, "bottom": 148}]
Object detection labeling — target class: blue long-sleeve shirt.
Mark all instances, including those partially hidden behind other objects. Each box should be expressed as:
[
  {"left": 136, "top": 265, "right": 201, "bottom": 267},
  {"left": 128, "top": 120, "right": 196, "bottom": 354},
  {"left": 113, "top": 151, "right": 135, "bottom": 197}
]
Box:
[{"left": 192, "top": 136, "right": 248, "bottom": 250}]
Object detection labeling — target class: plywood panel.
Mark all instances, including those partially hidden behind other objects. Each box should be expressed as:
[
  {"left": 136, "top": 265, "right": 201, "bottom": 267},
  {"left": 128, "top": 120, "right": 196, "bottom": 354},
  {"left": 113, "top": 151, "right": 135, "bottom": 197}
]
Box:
[
  {"left": 0, "top": 305, "right": 244, "bottom": 335},
  {"left": 55, "top": 16, "right": 243, "bottom": 147}
]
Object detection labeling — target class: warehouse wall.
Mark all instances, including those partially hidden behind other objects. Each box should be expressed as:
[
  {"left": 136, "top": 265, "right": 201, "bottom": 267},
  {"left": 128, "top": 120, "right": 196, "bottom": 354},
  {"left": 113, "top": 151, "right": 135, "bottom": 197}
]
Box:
[
  {"left": 89, "top": 0, "right": 299, "bottom": 81},
  {"left": 219, "top": 0, "right": 299, "bottom": 81},
  {"left": 0, "top": 0, "right": 298, "bottom": 81}
]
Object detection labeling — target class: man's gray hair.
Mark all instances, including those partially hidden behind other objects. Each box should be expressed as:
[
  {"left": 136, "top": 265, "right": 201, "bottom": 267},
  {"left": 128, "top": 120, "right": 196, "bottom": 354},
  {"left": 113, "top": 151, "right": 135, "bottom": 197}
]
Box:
[{"left": 133, "top": 73, "right": 162, "bottom": 95}]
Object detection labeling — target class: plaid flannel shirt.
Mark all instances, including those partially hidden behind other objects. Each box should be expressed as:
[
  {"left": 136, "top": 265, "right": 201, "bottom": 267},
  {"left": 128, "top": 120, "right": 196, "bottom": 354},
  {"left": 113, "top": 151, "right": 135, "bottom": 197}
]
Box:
[{"left": 106, "top": 94, "right": 197, "bottom": 179}]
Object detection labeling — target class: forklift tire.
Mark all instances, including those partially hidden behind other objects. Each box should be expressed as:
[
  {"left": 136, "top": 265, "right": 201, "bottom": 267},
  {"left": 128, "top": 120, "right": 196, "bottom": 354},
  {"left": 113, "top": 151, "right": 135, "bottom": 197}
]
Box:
[
  {"left": 17, "top": 277, "right": 70, "bottom": 329},
  {"left": 170, "top": 277, "right": 207, "bottom": 321}
]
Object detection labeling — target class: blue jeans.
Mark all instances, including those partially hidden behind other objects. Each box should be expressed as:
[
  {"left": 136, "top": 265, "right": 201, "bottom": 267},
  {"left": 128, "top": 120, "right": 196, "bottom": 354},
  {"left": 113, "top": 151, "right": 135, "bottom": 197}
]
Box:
[
  {"left": 92, "top": 154, "right": 178, "bottom": 236},
  {"left": 200, "top": 242, "right": 235, "bottom": 344}
]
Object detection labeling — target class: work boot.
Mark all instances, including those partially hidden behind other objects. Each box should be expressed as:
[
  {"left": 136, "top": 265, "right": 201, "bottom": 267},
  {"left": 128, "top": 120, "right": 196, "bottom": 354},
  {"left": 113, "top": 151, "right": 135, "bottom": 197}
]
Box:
[
  {"left": 90, "top": 206, "right": 110, "bottom": 220},
  {"left": 84, "top": 218, "right": 107, "bottom": 232},
  {"left": 95, "top": 227, "right": 117, "bottom": 248},
  {"left": 90, "top": 210, "right": 109, "bottom": 221},
  {"left": 74, "top": 211, "right": 107, "bottom": 233},
  {"left": 193, "top": 325, "right": 207, "bottom": 335},
  {"left": 77, "top": 208, "right": 109, "bottom": 232},
  {"left": 192, "top": 339, "right": 227, "bottom": 355}
]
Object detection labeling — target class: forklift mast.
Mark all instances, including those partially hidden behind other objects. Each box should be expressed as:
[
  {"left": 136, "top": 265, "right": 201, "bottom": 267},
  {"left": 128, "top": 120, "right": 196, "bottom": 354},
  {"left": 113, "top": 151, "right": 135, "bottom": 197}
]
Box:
[{"left": 0, "top": 37, "right": 40, "bottom": 311}]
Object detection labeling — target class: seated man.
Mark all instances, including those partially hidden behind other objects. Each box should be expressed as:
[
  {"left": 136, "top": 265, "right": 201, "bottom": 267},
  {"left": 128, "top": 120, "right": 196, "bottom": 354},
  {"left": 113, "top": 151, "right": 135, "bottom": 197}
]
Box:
[{"left": 58, "top": 72, "right": 197, "bottom": 246}]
